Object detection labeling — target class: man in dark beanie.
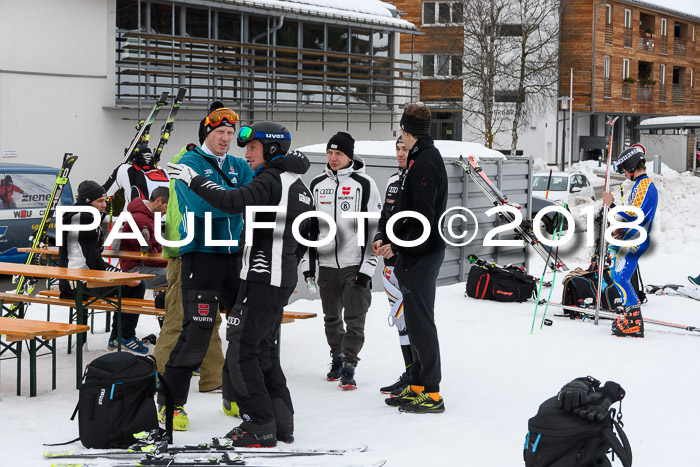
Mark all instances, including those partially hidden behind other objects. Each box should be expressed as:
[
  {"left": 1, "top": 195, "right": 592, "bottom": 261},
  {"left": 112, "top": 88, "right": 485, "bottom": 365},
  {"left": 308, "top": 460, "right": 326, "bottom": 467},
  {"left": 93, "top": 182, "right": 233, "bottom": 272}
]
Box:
[
  {"left": 375, "top": 103, "right": 448, "bottom": 413},
  {"left": 198, "top": 101, "right": 225, "bottom": 145},
  {"left": 303, "top": 131, "right": 381, "bottom": 390},
  {"left": 57, "top": 180, "right": 147, "bottom": 353}
]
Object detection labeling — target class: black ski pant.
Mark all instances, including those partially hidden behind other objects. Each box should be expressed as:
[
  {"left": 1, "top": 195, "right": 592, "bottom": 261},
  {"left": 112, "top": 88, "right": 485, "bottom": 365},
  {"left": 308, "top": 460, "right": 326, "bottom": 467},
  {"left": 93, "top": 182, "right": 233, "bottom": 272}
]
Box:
[
  {"left": 225, "top": 281, "right": 295, "bottom": 436},
  {"left": 160, "top": 252, "right": 240, "bottom": 406},
  {"left": 394, "top": 249, "right": 444, "bottom": 393},
  {"left": 318, "top": 265, "right": 371, "bottom": 366}
]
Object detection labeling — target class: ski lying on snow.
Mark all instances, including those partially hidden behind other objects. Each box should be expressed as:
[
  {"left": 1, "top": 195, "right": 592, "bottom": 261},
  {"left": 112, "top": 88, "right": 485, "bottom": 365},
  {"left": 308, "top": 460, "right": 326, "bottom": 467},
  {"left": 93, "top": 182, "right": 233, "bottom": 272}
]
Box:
[
  {"left": 544, "top": 301, "right": 700, "bottom": 333},
  {"left": 45, "top": 444, "right": 368, "bottom": 459}
]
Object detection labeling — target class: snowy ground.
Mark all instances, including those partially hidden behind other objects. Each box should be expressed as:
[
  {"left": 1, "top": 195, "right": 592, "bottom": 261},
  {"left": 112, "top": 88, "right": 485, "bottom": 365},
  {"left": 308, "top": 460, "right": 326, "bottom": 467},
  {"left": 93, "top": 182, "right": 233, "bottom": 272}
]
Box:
[{"left": 2, "top": 164, "right": 700, "bottom": 466}]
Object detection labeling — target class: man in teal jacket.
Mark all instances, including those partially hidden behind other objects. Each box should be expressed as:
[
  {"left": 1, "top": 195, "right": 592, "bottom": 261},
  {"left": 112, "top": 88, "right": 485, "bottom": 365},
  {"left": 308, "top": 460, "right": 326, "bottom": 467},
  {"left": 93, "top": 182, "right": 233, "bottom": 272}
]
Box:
[{"left": 158, "top": 107, "right": 253, "bottom": 430}]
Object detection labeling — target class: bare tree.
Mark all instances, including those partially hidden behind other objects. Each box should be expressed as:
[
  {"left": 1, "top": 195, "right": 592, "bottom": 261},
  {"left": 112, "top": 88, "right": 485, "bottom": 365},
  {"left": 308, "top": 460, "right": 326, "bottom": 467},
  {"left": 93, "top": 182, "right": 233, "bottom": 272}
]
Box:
[{"left": 508, "top": 0, "right": 560, "bottom": 156}]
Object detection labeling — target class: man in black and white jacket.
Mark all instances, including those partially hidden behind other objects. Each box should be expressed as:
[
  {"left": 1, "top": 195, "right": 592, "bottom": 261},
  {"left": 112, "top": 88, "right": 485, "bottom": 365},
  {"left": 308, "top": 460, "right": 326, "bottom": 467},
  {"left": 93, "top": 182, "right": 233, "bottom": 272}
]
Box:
[
  {"left": 168, "top": 121, "right": 313, "bottom": 448},
  {"left": 303, "top": 132, "right": 382, "bottom": 390}
]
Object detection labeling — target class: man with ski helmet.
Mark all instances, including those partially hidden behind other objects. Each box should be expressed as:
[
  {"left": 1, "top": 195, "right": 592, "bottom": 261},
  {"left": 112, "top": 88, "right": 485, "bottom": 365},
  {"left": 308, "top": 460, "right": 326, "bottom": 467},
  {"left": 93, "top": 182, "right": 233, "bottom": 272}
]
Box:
[
  {"left": 601, "top": 145, "right": 658, "bottom": 337},
  {"left": 168, "top": 121, "right": 314, "bottom": 447}
]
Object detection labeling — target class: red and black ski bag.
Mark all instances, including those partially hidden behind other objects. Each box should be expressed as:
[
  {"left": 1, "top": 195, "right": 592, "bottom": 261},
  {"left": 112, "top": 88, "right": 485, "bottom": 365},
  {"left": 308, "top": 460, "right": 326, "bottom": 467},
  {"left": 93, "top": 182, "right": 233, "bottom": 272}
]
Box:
[{"left": 466, "top": 263, "right": 537, "bottom": 302}]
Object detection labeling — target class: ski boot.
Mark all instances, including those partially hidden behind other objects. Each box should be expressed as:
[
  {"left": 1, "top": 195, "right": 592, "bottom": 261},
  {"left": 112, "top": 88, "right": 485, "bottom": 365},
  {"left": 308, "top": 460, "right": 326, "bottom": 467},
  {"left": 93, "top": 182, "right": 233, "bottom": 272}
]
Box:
[
  {"left": 612, "top": 305, "right": 644, "bottom": 338},
  {"left": 159, "top": 404, "right": 189, "bottom": 431},
  {"left": 223, "top": 426, "right": 276, "bottom": 448},
  {"left": 326, "top": 354, "right": 343, "bottom": 381}
]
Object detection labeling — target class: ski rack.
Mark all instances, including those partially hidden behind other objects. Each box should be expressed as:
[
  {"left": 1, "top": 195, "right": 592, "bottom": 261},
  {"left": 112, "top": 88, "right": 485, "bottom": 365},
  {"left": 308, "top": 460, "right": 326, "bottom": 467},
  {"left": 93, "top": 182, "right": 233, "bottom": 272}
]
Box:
[{"left": 454, "top": 156, "right": 568, "bottom": 273}]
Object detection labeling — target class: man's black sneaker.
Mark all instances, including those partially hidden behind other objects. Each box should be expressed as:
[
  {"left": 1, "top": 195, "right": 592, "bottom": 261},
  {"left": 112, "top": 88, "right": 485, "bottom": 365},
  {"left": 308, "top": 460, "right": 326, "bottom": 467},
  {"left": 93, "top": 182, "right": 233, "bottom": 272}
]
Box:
[
  {"left": 399, "top": 392, "right": 445, "bottom": 414},
  {"left": 380, "top": 372, "right": 410, "bottom": 394},
  {"left": 326, "top": 354, "right": 343, "bottom": 381},
  {"left": 385, "top": 386, "right": 419, "bottom": 407},
  {"left": 223, "top": 426, "right": 276, "bottom": 448},
  {"left": 277, "top": 432, "right": 294, "bottom": 444},
  {"left": 339, "top": 364, "right": 356, "bottom": 390}
]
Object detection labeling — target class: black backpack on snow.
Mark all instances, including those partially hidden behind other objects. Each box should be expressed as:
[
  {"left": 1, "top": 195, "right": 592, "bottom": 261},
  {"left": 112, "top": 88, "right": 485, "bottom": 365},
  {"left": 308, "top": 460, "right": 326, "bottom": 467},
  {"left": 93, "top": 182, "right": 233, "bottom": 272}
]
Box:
[
  {"left": 466, "top": 263, "right": 537, "bottom": 302},
  {"left": 71, "top": 352, "right": 173, "bottom": 448},
  {"left": 524, "top": 396, "right": 632, "bottom": 467},
  {"left": 562, "top": 267, "right": 646, "bottom": 311}
]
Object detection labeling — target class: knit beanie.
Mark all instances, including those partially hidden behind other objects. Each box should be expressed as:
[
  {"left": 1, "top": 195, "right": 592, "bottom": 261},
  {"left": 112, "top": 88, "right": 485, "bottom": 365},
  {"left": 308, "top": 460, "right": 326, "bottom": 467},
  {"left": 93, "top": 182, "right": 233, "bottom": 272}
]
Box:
[
  {"left": 400, "top": 111, "right": 431, "bottom": 136},
  {"left": 327, "top": 132, "right": 355, "bottom": 159},
  {"left": 77, "top": 180, "right": 107, "bottom": 204}
]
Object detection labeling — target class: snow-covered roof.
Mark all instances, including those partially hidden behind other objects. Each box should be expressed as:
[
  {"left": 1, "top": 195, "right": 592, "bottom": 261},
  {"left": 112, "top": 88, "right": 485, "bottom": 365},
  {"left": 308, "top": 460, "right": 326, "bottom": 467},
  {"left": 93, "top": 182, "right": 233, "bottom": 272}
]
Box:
[
  {"left": 621, "top": 0, "right": 700, "bottom": 22},
  {"left": 639, "top": 116, "right": 700, "bottom": 129},
  {"left": 297, "top": 139, "right": 507, "bottom": 160},
  {"left": 219, "top": 0, "right": 417, "bottom": 32}
]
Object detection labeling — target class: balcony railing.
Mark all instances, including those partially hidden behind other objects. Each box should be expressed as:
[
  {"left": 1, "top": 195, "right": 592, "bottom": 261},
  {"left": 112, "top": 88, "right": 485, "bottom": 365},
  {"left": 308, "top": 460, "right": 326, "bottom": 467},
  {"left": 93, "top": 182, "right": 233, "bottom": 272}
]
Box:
[
  {"left": 637, "top": 85, "right": 653, "bottom": 103},
  {"left": 605, "top": 23, "right": 612, "bottom": 45},
  {"left": 622, "top": 83, "right": 631, "bottom": 99},
  {"left": 604, "top": 78, "right": 611, "bottom": 98},
  {"left": 659, "top": 83, "right": 667, "bottom": 102},
  {"left": 672, "top": 84, "right": 685, "bottom": 105},
  {"left": 639, "top": 35, "right": 654, "bottom": 51},
  {"left": 674, "top": 37, "right": 687, "bottom": 57},
  {"left": 660, "top": 35, "right": 668, "bottom": 54},
  {"left": 624, "top": 27, "right": 632, "bottom": 48}
]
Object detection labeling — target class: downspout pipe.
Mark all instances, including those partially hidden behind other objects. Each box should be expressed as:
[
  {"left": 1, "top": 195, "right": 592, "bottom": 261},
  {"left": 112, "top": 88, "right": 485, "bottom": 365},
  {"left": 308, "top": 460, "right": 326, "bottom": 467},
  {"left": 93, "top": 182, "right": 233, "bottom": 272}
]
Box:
[
  {"left": 252, "top": 16, "right": 284, "bottom": 44},
  {"left": 591, "top": 0, "right": 607, "bottom": 114}
]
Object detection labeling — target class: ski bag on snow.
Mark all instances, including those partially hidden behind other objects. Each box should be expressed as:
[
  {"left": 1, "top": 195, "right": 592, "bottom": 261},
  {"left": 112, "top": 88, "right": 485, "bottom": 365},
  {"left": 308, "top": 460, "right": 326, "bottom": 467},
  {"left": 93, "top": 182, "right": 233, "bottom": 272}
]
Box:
[
  {"left": 71, "top": 352, "right": 173, "bottom": 448},
  {"left": 466, "top": 263, "right": 537, "bottom": 302},
  {"left": 523, "top": 395, "right": 632, "bottom": 467}
]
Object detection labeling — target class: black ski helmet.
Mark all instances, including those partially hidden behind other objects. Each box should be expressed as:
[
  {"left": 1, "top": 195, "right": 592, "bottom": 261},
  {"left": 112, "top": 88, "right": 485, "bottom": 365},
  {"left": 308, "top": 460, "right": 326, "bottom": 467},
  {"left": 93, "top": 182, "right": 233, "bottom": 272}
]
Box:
[
  {"left": 132, "top": 145, "right": 155, "bottom": 167},
  {"left": 237, "top": 121, "right": 291, "bottom": 160},
  {"left": 614, "top": 146, "right": 645, "bottom": 175}
]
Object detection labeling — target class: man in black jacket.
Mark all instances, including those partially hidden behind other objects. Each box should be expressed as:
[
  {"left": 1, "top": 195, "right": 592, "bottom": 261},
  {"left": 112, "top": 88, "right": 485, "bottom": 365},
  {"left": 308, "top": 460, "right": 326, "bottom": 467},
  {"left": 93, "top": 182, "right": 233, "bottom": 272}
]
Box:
[
  {"left": 375, "top": 104, "right": 448, "bottom": 414},
  {"left": 57, "top": 180, "right": 146, "bottom": 353},
  {"left": 168, "top": 121, "right": 313, "bottom": 447}
]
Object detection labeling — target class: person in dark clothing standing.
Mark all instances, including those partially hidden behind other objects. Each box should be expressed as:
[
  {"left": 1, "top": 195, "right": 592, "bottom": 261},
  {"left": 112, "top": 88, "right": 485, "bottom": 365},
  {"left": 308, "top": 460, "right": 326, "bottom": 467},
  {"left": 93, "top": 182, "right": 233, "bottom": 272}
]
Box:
[
  {"left": 375, "top": 104, "right": 448, "bottom": 414},
  {"left": 168, "top": 121, "right": 313, "bottom": 447},
  {"left": 57, "top": 180, "right": 146, "bottom": 353},
  {"left": 372, "top": 136, "right": 413, "bottom": 396}
]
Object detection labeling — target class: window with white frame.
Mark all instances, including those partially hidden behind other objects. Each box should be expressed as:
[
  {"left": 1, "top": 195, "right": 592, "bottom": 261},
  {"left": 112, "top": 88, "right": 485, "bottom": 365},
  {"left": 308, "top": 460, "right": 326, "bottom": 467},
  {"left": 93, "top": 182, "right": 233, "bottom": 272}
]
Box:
[
  {"left": 423, "top": 53, "right": 462, "bottom": 77},
  {"left": 691, "top": 69, "right": 694, "bottom": 88},
  {"left": 660, "top": 64, "right": 666, "bottom": 84},
  {"left": 622, "top": 58, "right": 630, "bottom": 79},
  {"left": 423, "top": 1, "right": 463, "bottom": 26},
  {"left": 606, "top": 4, "right": 611, "bottom": 24},
  {"left": 604, "top": 55, "right": 610, "bottom": 78},
  {"left": 661, "top": 18, "right": 667, "bottom": 35},
  {"left": 624, "top": 9, "right": 631, "bottom": 28}
]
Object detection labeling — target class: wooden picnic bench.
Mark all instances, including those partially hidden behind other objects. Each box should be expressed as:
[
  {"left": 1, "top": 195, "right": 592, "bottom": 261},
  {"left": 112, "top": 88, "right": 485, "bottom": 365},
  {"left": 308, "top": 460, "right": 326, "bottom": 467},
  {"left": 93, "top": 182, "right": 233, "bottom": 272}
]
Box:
[
  {"left": 0, "top": 316, "right": 89, "bottom": 396},
  {"left": 0, "top": 262, "right": 154, "bottom": 389}
]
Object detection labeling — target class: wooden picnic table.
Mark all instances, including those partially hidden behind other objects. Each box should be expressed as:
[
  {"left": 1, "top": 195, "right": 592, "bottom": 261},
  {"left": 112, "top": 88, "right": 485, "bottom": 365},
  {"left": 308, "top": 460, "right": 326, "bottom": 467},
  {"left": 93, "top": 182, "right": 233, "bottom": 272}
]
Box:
[
  {"left": 18, "top": 247, "right": 167, "bottom": 264},
  {"left": 0, "top": 262, "right": 154, "bottom": 389}
]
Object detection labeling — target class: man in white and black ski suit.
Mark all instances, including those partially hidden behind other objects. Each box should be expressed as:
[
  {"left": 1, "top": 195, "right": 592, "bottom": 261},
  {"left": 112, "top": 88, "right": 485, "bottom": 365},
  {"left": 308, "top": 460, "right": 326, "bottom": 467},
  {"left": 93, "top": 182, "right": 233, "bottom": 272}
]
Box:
[
  {"left": 57, "top": 180, "right": 146, "bottom": 353},
  {"left": 157, "top": 107, "right": 254, "bottom": 431},
  {"left": 376, "top": 104, "right": 448, "bottom": 414},
  {"left": 103, "top": 145, "right": 170, "bottom": 204},
  {"left": 303, "top": 132, "right": 382, "bottom": 390},
  {"left": 372, "top": 136, "right": 413, "bottom": 396},
  {"left": 168, "top": 121, "right": 313, "bottom": 448}
]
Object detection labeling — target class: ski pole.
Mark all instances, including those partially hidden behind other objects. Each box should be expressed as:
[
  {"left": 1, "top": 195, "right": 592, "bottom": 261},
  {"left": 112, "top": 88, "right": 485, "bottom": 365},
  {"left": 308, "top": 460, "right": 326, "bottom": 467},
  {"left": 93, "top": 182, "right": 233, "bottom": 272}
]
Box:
[
  {"left": 595, "top": 116, "right": 619, "bottom": 325},
  {"left": 531, "top": 170, "right": 555, "bottom": 333}
]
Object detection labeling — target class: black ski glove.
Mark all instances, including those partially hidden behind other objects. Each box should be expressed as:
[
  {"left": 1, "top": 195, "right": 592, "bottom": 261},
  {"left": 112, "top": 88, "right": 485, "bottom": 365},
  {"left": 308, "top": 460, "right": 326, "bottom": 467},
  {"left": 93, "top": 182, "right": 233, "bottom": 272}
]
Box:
[
  {"left": 556, "top": 376, "right": 601, "bottom": 411},
  {"left": 355, "top": 273, "right": 372, "bottom": 289},
  {"left": 573, "top": 381, "right": 626, "bottom": 421}
]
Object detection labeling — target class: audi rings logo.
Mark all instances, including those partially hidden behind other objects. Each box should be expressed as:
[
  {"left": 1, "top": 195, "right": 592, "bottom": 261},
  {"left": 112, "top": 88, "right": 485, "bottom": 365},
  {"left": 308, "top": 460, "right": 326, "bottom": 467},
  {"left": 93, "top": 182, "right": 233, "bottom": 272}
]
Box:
[
  {"left": 320, "top": 189, "right": 334, "bottom": 194},
  {"left": 439, "top": 207, "right": 479, "bottom": 247},
  {"left": 227, "top": 316, "right": 241, "bottom": 326}
]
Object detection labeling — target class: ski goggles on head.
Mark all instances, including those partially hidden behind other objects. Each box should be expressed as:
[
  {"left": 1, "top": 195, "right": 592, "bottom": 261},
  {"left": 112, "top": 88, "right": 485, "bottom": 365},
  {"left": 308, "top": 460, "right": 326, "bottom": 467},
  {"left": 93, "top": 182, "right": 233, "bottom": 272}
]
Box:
[
  {"left": 237, "top": 126, "right": 255, "bottom": 147},
  {"left": 205, "top": 108, "right": 239, "bottom": 131}
]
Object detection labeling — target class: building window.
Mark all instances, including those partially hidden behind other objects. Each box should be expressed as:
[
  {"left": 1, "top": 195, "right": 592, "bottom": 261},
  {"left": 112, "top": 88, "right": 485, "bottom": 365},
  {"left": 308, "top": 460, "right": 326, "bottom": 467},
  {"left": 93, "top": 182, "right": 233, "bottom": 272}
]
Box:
[
  {"left": 604, "top": 55, "right": 610, "bottom": 78},
  {"left": 605, "top": 4, "right": 611, "bottom": 24},
  {"left": 495, "top": 90, "right": 518, "bottom": 103},
  {"left": 423, "top": 1, "right": 463, "bottom": 26},
  {"left": 660, "top": 64, "right": 666, "bottom": 84},
  {"left": 622, "top": 58, "right": 630, "bottom": 79},
  {"left": 661, "top": 18, "right": 667, "bottom": 36},
  {"left": 423, "top": 54, "right": 462, "bottom": 77}
]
